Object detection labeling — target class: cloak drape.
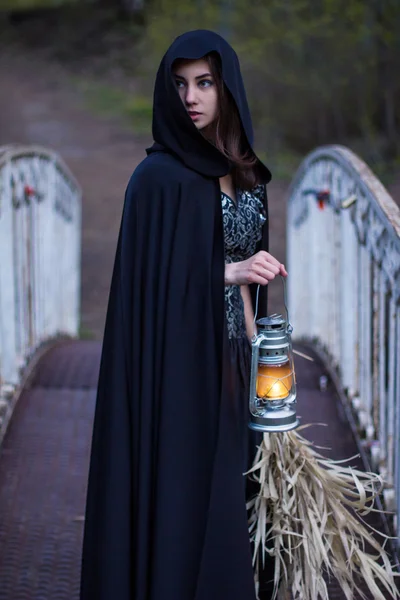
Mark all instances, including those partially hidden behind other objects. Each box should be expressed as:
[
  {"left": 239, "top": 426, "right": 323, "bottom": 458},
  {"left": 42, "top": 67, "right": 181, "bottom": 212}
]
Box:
[{"left": 80, "top": 29, "right": 272, "bottom": 600}]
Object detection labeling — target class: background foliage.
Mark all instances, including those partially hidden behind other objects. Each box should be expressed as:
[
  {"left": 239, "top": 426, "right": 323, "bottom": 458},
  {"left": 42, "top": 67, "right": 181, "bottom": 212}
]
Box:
[{"left": 2, "top": 0, "right": 400, "bottom": 181}]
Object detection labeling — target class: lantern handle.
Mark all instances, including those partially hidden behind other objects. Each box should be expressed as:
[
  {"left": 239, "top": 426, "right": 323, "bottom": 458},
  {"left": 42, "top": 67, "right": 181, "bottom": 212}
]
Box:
[
  {"left": 253, "top": 276, "right": 291, "bottom": 336},
  {"left": 282, "top": 276, "right": 293, "bottom": 333}
]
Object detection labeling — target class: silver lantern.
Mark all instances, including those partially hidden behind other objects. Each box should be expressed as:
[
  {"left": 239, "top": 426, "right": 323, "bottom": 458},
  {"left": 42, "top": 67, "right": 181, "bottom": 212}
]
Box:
[{"left": 249, "top": 278, "right": 299, "bottom": 433}]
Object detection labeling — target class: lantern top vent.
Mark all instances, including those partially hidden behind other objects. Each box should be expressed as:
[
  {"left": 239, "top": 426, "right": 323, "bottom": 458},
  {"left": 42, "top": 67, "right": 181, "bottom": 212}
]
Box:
[{"left": 257, "top": 314, "right": 286, "bottom": 329}]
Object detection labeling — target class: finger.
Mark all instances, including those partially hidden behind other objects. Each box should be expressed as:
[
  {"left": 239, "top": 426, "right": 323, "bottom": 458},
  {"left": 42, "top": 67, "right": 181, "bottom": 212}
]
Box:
[
  {"left": 260, "top": 261, "right": 280, "bottom": 275},
  {"left": 248, "top": 265, "right": 272, "bottom": 285},
  {"left": 258, "top": 250, "right": 278, "bottom": 264},
  {"left": 256, "top": 267, "right": 277, "bottom": 281},
  {"left": 248, "top": 273, "right": 271, "bottom": 286},
  {"left": 280, "top": 264, "right": 288, "bottom": 277},
  {"left": 265, "top": 270, "right": 277, "bottom": 281},
  {"left": 262, "top": 252, "right": 281, "bottom": 268}
]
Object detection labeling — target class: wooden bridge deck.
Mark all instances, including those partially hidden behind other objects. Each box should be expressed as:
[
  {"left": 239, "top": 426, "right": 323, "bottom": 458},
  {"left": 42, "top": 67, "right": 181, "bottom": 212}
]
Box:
[{"left": 0, "top": 340, "right": 393, "bottom": 599}]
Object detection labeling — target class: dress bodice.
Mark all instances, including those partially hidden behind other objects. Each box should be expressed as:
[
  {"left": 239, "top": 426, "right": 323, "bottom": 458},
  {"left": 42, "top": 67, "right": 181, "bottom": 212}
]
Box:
[{"left": 222, "top": 185, "right": 267, "bottom": 340}]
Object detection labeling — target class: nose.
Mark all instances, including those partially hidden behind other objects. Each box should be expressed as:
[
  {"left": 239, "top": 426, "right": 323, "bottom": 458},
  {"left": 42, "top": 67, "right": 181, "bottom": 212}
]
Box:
[{"left": 185, "top": 83, "right": 198, "bottom": 106}]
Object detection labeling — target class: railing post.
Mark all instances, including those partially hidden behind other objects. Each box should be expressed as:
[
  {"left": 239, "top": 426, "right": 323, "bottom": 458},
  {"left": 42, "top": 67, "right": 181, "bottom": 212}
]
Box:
[{"left": 0, "top": 159, "right": 18, "bottom": 385}]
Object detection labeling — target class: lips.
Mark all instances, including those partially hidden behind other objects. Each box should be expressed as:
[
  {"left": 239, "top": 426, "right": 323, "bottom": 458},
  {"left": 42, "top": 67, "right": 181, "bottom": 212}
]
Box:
[{"left": 188, "top": 111, "right": 201, "bottom": 119}]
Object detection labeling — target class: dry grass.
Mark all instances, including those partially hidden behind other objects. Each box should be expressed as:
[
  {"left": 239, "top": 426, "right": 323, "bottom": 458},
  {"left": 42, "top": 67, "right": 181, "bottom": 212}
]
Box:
[{"left": 247, "top": 425, "right": 400, "bottom": 600}]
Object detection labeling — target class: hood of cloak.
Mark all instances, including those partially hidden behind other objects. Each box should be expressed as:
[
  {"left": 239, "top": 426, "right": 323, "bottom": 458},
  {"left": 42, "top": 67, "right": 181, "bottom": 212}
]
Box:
[{"left": 147, "top": 29, "right": 272, "bottom": 182}]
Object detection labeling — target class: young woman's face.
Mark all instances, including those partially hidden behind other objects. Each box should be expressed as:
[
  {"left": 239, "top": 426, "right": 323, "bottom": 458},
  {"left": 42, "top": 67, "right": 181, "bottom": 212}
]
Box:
[{"left": 173, "top": 58, "right": 219, "bottom": 131}]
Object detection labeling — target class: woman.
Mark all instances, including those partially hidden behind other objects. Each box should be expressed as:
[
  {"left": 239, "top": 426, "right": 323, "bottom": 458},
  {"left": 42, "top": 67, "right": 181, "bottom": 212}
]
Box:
[{"left": 80, "top": 29, "right": 287, "bottom": 600}]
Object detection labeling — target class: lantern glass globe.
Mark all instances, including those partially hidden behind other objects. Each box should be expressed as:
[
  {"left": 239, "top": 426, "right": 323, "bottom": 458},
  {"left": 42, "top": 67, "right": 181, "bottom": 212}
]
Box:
[{"left": 256, "top": 361, "right": 293, "bottom": 400}]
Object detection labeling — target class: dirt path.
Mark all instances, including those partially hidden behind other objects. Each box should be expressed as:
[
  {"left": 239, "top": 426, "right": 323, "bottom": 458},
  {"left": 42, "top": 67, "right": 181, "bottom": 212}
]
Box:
[{"left": 0, "top": 49, "right": 289, "bottom": 339}]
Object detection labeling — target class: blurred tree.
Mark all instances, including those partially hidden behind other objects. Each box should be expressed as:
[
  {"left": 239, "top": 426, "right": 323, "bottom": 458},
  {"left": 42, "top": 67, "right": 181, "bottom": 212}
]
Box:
[
  {"left": 373, "top": 0, "right": 399, "bottom": 149},
  {"left": 119, "top": 0, "right": 145, "bottom": 17},
  {"left": 96, "top": 0, "right": 146, "bottom": 20},
  {"left": 0, "top": 0, "right": 79, "bottom": 8},
  {"left": 231, "top": 0, "right": 400, "bottom": 166}
]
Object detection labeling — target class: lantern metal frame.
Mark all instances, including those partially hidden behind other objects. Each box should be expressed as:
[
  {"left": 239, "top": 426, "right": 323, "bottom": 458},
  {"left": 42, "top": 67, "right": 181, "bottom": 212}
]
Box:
[{"left": 248, "top": 277, "right": 300, "bottom": 433}]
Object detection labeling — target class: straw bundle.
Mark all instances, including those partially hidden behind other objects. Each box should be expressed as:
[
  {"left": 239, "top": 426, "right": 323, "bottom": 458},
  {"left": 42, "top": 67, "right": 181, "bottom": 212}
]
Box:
[{"left": 247, "top": 426, "right": 399, "bottom": 600}]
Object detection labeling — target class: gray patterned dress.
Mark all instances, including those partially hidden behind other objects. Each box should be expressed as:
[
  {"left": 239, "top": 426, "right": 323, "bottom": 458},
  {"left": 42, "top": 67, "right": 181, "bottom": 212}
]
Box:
[
  {"left": 222, "top": 184, "right": 267, "bottom": 341},
  {"left": 221, "top": 183, "right": 267, "bottom": 474},
  {"left": 221, "top": 183, "right": 274, "bottom": 597}
]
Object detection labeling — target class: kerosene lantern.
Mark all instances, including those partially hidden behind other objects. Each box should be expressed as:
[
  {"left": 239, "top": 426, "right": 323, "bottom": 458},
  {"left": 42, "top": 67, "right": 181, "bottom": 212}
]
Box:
[{"left": 249, "top": 279, "right": 299, "bottom": 432}]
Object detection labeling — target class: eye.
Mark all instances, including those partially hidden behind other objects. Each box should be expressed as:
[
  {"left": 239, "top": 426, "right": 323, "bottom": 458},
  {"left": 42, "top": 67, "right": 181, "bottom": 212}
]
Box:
[
  {"left": 199, "top": 79, "right": 213, "bottom": 88},
  {"left": 175, "top": 79, "right": 185, "bottom": 89}
]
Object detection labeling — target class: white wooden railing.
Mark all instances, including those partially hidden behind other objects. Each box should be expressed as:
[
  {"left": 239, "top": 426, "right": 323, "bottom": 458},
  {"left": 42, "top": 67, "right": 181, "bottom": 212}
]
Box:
[
  {"left": 0, "top": 145, "right": 81, "bottom": 397},
  {"left": 287, "top": 144, "right": 400, "bottom": 543}
]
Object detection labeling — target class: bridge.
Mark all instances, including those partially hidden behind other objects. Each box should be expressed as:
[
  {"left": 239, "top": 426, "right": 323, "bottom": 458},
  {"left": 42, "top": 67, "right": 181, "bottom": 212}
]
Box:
[{"left": 0, "top": 143, "right": 399, "bottom": 599}]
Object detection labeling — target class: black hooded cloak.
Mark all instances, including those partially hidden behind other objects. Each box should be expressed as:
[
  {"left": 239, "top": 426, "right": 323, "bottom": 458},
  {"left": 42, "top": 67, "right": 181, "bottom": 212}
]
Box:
[{"left": 80, "top": 30, "right": 272, "bottom": 600}]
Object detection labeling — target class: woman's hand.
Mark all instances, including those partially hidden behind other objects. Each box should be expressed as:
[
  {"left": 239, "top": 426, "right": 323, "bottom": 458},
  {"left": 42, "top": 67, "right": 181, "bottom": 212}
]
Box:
[{"left": 225, "top": 251, "right": 288, "bottom": 286}]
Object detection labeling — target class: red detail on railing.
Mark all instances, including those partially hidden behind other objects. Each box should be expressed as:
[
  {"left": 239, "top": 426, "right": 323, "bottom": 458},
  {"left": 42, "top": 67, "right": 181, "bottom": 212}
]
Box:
[
  {"left": 316, "top": 189, "right": 330, "bottom": 210},
  {"left": 24, "top": 185, "right": 35, "bottom": 197}
]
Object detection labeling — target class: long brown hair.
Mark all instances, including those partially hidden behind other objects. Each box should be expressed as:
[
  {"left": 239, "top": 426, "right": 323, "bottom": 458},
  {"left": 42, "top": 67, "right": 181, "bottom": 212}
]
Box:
[{"left": 204, "top": 52, "right": 259, "bottom": 190}]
